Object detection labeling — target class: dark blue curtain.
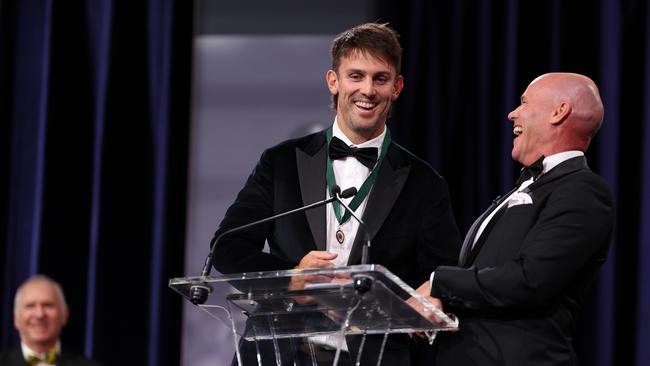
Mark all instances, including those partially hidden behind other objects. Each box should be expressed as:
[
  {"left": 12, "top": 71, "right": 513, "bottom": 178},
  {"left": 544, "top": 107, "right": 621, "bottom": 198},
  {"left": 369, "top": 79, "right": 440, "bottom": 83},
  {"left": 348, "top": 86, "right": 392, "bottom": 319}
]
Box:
[
  {"left": 0, "top": 0, "right": 192, "bottom": 365},
  {"left": 378, "top": 0, "right": 647, "bottom": 365}
]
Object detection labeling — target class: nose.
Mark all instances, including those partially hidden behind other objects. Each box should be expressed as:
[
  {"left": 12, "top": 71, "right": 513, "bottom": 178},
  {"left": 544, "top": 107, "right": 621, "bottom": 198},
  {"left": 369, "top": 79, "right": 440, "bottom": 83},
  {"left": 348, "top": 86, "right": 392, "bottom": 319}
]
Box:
[
  {"left": 507, "top": 106, "right": 519, "bottom": 122},
  {"left": 360, "top": 79, "right": 376, "bottom": 97},
  {"left": 34, "top": 305, "right": 45, "bottom": 317}
]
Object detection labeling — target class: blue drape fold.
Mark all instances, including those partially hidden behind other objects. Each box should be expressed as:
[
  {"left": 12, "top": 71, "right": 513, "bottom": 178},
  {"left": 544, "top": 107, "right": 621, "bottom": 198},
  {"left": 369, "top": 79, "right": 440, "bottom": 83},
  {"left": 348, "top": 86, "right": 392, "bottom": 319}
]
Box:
[{"left": 1, "top": 0, "right": 53, "bottom": 349}]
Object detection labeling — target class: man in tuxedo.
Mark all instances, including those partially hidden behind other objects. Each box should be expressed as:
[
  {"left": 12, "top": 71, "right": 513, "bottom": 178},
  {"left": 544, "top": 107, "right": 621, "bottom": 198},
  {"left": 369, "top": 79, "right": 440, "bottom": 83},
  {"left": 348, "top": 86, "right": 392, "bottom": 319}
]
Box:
[
  {"left": 410, "top": 72, "right": 614, "bottom": 366},
  {"left": 211, "top": 23, "right": 461, "bottom": 365},
  {"left": 0, "top": 275, "right": 100, "bottom": 366}
]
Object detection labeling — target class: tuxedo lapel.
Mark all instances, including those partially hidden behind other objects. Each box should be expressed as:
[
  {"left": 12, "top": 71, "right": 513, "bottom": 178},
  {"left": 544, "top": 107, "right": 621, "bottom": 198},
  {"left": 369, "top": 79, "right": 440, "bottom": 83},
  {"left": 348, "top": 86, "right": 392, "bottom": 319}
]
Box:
[
  {"left": 296, "top": 132, "right": 328, "bottom": 251},
  {"left": 465, "top": 205, "right": 507, "bottom": 265},
  {"left": 4, "top": 349, "right": 28, "bottom": 365},
  {"left": 458, "top": 190, "right": 515, "bottom": 266},
  {"left": 347, "top": 143, "right": 410, "bottom": 265},
  {"left": 458, "top": 199, "right": 499, "bottom": 266}
]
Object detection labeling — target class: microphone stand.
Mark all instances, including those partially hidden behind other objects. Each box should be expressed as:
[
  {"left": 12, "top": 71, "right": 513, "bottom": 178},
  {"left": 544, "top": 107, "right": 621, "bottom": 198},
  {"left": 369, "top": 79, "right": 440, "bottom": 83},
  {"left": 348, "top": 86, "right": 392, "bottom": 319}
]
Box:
[{"left": 190, "top": 186, "right": 356, "bottom": 305}]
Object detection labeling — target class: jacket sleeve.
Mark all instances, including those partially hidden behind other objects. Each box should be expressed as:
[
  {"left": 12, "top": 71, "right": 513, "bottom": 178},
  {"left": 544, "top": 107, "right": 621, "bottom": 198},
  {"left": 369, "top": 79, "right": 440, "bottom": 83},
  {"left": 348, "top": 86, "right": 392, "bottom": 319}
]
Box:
[
  {"left": 415, "top": 174, "right": 462, "bottom": 282},
  {"left": 212, "top": 148, "right": 297, "bottom": 274}
]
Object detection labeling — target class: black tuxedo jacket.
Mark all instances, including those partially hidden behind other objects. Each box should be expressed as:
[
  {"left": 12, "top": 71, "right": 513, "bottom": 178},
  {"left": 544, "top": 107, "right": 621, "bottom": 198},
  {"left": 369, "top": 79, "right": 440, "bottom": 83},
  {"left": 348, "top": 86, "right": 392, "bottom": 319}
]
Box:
[
  {"left": 212, "top": 129, "right": 461, "bottom": 365},
  {"left": 431, "top": 156, "right": 614, "bottom": 366},
  {"left": 0, "top": 349, "right": 100, "bottom": 366}
]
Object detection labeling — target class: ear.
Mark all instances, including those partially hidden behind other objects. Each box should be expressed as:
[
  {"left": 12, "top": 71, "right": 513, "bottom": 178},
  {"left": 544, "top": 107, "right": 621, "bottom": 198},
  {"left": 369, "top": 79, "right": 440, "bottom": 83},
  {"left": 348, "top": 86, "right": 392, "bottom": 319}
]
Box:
[
  {"left": 326, "top": 70, "right": 338, "bottom": 95},
  {"left": 550, "top": 101, "right": 571, "bottom": 125},
  {"left": 392, "top": 75, "right": 404, "bottom": 100}
]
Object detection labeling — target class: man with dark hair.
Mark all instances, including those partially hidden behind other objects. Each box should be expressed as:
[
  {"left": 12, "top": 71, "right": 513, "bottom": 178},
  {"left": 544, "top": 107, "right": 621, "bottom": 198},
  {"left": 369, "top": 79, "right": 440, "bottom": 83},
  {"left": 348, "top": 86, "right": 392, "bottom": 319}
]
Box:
[
  {"left": 411, "top": 73, "right": 614, "bottom": 366},
  {"left": 0, "top": 275, "right": 101, "bottom": 366},
  {"left": 212, "top": 23, "right": 460, "bottom": 365}
]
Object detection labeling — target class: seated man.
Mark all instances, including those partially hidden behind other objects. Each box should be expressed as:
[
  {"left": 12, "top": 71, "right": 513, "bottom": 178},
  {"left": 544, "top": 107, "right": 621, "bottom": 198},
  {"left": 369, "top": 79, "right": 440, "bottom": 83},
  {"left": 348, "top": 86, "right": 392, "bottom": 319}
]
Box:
[{"left": 0, "top": 275, "right": 101, "bottom": 366}]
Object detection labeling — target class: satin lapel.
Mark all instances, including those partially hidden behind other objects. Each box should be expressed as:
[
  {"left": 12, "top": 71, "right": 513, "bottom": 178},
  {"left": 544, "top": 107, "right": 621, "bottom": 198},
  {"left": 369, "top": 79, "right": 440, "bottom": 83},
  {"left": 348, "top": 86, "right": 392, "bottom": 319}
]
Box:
[
  {"left": 296, "top": 134, "right": 328, "bottom": 251},
  {"left": 465, "top": 205, "right": 507, "bottom": 265},
  {"left": 458, "top": 201, "right": 498, "bottom": 266},
  {"left": 457, "top": 218, "right": 480, "bottom": 266},
  {"left": 347, "top": 143, "right": 410, "bottom": 265},
  {"left": 458, "top": 189, "right": 515, "bottom": 266}
]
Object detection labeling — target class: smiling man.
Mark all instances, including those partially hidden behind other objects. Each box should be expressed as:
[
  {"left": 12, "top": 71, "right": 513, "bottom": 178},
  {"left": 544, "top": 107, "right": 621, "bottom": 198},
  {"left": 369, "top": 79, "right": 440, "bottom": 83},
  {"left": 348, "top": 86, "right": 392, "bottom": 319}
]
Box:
[
  {"left": 0, "top": 275, "right": 100, "bottom": 366},
  {"left": 211, "top": 23, "right": 460, "bottom": 365},
  {"left": 325, "top": 46, "right": 403, "bottom": 144},
  {"left": 411, "top": 73, "right": 614, "bottom": 366}
]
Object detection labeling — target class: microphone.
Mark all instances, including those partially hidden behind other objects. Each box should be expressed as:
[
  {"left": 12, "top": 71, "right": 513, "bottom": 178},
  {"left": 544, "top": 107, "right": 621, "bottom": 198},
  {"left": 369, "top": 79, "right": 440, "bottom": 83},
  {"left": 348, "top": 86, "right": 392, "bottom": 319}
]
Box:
[
  {"left": 337, "top": 186, "right": 358, "bottom": 199},
  {"left": 189, "top": 185, "right": 355, "bottom": 305},
  {"left": 332, "top": 187, "right": 374, "bottom": 293}
]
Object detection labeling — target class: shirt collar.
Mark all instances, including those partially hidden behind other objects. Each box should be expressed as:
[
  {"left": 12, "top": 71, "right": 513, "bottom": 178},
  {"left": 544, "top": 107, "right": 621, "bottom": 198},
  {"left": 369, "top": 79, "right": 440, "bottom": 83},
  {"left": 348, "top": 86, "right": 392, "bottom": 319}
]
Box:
[
  {"left": 332, "top": 117, "right": 386, "bottom": 153},
  {"left": 542, "top": 150, "right": 584, "bottom": 174},
  {"left": 21, "top": 341, "right": 61, "bottom": 360}
]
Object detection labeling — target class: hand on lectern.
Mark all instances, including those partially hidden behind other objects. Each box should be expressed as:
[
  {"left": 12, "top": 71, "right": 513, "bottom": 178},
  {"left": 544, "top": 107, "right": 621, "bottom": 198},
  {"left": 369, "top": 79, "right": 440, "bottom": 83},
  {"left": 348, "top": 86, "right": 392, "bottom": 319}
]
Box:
[
  {"left": 287, "top": 250, "right": 338, "bottom": 304},
  {"left": 406, "top": 281, "right": 446, "bottom": 327},
  {"left": 296, "top": 250, "right": 337, "bottom": 269}
]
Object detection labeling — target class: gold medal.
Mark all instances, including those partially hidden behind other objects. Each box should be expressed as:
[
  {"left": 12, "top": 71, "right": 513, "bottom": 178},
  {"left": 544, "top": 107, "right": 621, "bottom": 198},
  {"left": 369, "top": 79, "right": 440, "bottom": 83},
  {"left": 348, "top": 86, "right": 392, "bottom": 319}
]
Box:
[{"left": 336, "top": 228, "right": 345, "bottom": 244}]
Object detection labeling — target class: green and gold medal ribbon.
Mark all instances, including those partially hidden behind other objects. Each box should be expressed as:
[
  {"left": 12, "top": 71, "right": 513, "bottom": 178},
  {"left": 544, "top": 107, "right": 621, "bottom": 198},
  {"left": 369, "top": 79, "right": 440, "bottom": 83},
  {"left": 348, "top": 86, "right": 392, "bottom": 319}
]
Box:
[{"left": 326, "top": 126, "right": 391, "bottom": 225}]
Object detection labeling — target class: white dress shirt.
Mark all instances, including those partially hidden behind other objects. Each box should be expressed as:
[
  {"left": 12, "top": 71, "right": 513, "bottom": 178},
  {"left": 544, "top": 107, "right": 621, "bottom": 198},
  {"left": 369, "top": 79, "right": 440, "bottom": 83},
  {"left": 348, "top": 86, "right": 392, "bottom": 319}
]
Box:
[{"left": 326, "top": 119, "right": 385, "bottom": 266}]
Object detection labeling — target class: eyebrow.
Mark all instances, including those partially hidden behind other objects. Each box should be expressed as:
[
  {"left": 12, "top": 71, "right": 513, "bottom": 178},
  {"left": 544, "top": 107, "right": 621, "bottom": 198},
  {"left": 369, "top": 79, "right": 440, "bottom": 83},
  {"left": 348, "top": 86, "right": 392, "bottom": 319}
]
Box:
[
  {"left": 23, "top": 299, "right": 56, "bottom": 305},
  {"left": 346, "top": 68, "right": 366, "bottom": 75},
  {"left": 346, "top": 68, "right": 392, "bottom": 76},
  {"left": 373, "top": 71, "right": 391, "bottom": 78}
]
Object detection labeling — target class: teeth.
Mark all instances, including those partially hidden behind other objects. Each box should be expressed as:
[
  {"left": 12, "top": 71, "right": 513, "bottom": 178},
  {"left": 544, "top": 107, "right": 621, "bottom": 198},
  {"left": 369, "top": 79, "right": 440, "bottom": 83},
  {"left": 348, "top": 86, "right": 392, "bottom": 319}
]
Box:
[
  {"left": 513, "top": 126, "right": 523, "bottom": 136},
  {"left": 355, "top": 101, "right": 376, "bottom": 109}
]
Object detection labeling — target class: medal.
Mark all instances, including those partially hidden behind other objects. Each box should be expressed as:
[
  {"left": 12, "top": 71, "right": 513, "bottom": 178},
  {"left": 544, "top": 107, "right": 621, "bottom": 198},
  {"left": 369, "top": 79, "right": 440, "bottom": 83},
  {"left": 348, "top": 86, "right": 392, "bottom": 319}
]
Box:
[{"left": 336, "top": 228, "right": 345, "bottom": 244}]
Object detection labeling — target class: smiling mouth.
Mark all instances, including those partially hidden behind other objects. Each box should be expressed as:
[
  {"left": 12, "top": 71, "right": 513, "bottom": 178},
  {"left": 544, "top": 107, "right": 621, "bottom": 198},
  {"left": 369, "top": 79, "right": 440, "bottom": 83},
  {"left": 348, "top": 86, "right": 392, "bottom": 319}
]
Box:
[
  {"left": 513, "top": 126, "right": 523, "bottom": 136},
  {"left": 354, "top": 101, "right": 377, "bottom": 111}
]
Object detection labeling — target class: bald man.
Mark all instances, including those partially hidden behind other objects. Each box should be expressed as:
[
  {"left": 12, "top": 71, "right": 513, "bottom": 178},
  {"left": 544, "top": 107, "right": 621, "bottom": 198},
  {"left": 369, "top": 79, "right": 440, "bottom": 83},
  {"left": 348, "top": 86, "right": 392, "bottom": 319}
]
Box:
[
  {"left": 411, "top": 73, "right": 614, "bottom": 366},
  {"left": 0, "top": 275, "right": 100, "bottom": 366}
]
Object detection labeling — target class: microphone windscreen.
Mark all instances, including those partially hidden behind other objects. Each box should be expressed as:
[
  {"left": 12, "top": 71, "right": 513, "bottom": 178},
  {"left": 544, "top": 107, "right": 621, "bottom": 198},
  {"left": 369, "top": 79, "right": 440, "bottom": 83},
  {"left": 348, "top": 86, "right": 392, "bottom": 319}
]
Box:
[{"left": 340, "top": 187, "right": 358, "bottom": 199}]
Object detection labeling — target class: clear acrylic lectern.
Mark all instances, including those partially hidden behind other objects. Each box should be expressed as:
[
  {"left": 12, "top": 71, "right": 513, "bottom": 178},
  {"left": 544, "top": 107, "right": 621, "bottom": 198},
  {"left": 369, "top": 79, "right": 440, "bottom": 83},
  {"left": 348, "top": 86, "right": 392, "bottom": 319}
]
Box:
[{"left": 170, "top": 264, "right": 458, "bottom": 366}]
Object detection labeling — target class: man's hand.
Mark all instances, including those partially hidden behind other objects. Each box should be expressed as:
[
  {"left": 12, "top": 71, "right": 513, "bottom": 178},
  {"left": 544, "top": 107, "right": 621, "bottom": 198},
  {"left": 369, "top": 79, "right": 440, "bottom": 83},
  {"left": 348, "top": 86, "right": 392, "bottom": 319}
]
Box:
[
  {"left": 406, "top": 281, "right": 444, "bottom": 323},
  {"left": 288, "top": 251, "right": 338, "bottom": 304},
  {"left": 296, "top": 250, "right": 337, "bottom": 269}
]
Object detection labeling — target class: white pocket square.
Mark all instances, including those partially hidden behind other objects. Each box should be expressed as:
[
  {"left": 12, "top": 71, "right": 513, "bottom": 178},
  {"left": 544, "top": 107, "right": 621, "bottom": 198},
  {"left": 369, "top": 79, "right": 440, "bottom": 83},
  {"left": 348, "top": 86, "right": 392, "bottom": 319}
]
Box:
[{"left": 507, "top": 192, "right": 533, "bottom": 207}]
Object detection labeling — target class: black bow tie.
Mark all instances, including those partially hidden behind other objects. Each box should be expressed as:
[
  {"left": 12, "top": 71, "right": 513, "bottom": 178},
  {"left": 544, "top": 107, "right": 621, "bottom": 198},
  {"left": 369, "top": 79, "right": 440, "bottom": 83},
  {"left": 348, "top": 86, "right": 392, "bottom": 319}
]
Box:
[
  {"left": 516, "top": 155, "right": 545, "bottom": 186},
  {"left": 328, "top": 136, "right": 378, "bottom": 169}
]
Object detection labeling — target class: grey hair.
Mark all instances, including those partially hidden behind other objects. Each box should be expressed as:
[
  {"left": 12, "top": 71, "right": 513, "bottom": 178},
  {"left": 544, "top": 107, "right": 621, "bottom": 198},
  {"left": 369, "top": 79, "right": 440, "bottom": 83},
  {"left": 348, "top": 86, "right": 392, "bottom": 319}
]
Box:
[{"left": 14, "top": 275, "right": 68, "bottom": 315}]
